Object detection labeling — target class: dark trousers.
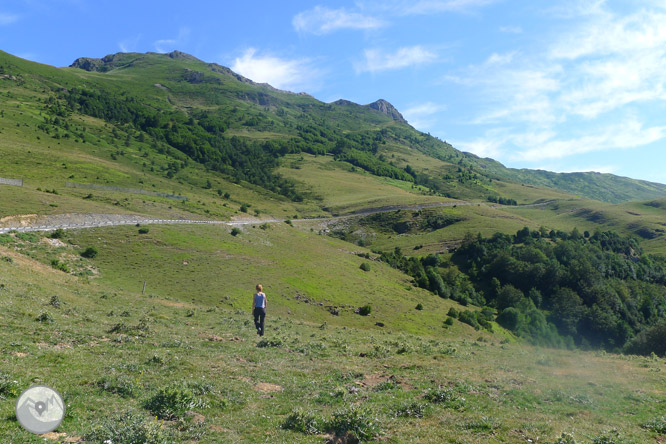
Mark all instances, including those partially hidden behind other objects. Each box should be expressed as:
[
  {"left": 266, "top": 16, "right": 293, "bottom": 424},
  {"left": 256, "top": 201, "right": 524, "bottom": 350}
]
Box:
[{"left": 253, "top": 307, "right": 265, "bottom": 336}]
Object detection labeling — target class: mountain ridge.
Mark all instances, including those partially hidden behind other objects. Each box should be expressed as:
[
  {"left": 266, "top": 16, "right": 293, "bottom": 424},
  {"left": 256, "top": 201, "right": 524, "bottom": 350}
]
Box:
[{"left": 3, "top": 48, "right": 666, "bottom": 206}]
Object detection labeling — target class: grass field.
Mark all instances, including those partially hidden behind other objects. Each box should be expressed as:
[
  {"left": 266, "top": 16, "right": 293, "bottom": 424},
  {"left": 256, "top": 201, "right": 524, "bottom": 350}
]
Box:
[{"left": 2, "top": 229, "right": 666, "bottom": 443}]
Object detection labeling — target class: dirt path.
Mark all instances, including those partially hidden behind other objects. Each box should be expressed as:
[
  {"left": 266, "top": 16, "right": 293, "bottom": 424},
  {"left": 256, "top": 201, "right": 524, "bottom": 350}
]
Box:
[{"left": 0, "top": 201, "right": 555, "bottom": 234}]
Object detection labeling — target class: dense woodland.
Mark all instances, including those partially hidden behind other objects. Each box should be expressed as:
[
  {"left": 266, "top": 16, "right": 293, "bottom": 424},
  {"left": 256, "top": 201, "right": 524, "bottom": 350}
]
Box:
[{"left": 380, "top": 228, "right": 666, "bottom": 353}]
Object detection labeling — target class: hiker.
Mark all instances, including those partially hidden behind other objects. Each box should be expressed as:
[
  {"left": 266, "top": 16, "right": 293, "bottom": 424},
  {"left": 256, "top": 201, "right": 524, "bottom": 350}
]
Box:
[{"left": 252, "top": 284, "right": 267, "bottom": 336}]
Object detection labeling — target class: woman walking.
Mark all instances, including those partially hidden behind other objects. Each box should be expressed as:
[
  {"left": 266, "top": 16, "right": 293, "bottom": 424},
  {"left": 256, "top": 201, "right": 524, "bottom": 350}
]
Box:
[{"left": 252, "top": 284, "right": 267, "bottom": 336}]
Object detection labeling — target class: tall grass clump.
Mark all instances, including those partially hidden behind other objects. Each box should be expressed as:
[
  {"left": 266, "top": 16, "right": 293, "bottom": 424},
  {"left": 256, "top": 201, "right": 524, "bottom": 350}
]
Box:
[
  {"left": 282, "top": 408, "right": 323, "bottom": 435},
  {"left": 144, "top": 383, "right": 208, "bottom": 420},
  {"left": 83, "top": 410, "right": 171, "bottom": 444}
]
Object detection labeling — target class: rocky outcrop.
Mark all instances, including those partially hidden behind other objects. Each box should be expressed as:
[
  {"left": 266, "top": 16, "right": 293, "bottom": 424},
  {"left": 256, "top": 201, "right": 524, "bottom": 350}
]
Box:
[
  {"left": 365, "top": 99, "right": 407, "bottom": 123},
  {"left": 69, "top": 57, "right": 104, "bottom": 72}
]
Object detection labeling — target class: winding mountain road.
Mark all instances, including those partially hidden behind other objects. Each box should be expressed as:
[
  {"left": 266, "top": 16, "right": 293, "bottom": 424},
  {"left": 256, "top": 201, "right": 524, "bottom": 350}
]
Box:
[{"left": 0, "top": 200, "right": 555, "bottom": 234}]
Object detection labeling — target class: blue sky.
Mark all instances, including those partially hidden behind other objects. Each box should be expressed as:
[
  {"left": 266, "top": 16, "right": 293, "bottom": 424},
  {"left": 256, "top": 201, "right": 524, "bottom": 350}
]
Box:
[{"left": 2, "top": 0, "right": 665, "bottom": 184}]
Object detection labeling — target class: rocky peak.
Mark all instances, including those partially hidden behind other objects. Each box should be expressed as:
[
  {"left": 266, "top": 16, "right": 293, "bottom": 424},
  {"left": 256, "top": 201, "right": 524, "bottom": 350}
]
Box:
[
  {"left": 166, "top": 50, "right": 201, "bottom": 62},
  {"left": 365, "top": 99, "right": 406, "bottom": 123},
  {"left": 70, "top": 57, "right": 104, "bottom": 72}
]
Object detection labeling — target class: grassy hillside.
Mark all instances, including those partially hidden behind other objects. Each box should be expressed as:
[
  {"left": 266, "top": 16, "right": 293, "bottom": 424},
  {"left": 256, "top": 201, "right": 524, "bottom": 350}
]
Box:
[
  {"left": 3, "top": 227, "right": 666, "bottom": 443},
  {"left": 3, "top": 48, "right": 666, "bottom": 443}
]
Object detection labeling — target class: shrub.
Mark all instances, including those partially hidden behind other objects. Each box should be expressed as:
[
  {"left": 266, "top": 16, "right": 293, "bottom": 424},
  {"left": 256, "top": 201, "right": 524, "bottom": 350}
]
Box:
[
  {"left": 447, "top": 307, "right": 459, "bottom": 318},
  {"left": 83, "top": 410, "right": 171, "bottom": 443},
  {"left": 36, "top": 312, "right": 53, "bottom": 323},
  {"left": 81, "top": 246, "right": 99, "bottom": 258},
  {"left": 625, "top": 322, "right": 666, "bottom": 356},
  {"left": 138, "top": 227, "right": 150, "bottom": 234},
  {"left": 327, "top": 405, "right": 380, "bottom": 441},
  {"left": 458, "top": 310, "right": 481, "bottom": 330},
  {"left": 50, "top": 259, "right": 70, "bottom": 273},
  {"left": 444, "top": 317, "right": 455, "bottom": 326},
  {"left": 282, "top": 408, "right": 323, "bottom": 435},
  {"left": 360, "top": 262, "right": 371, "bottom": 272},
  {"left": 497, "top": 308, "right": 521, "bottom": 331},
  {"left": 49, "top": 228, "right": 65, "bottom": 239},
  {"left": 240, "top": 204, "right": 248, "bottom": 213},
  {"left": 144, "top": 384, "right": 206, "bottom": 420},
  {"left": 415, "top": 303, "right": 424, "bottom": 310},
  {"left": 230, "top": 227, "right": 241, "bottom": 236},
  {"left": 49, "top": 295, "right": 61, "bottom": 308},
  {"left": 358, "top": 305, "right": 372, "bottom": 316}
]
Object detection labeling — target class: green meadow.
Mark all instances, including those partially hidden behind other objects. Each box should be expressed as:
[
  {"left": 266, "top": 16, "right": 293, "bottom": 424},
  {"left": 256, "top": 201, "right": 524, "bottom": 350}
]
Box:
[
  {"left": 2, "top": 48, "right": 666, "bottom": 443},
  {"left": 2, "top": 227, "right": 666, "bottom": 443}
]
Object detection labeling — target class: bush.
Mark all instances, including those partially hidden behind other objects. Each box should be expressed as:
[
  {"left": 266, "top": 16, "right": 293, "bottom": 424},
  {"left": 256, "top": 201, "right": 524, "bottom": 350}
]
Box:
[
  {"left": 625, "top": 322, "right": 666, "bottom": 356},
  {"left": 83, "top": 410, "right": 171, "bottom": 444},
  {"left": 49, "top": 295, "right": 61, "bottom": 308},
  {"left": 327, "top": 405, "right": 380, "bottom": 441},
  {"left": 360, "top": 262, "right": 371, "bottom": 272},
  {"left": 458, "top": 310, "right": 481, "bottom": 330},
  {"left": 230, "top": 227, "right": 241, "bottom": 236},
  {"left": 50, "top": 259, "right": 70, "bottom": 272},
  {"left": 36, "top": 312, "right": 53, "bottom": 323},
  {"left": 49, "top": 228, "right": 65, "bottom": 239},
  {"left": 358, "top": 305, "right": 372, "bottom": 316},
  {"left": 497, "top": 308, "right": 521, "bottom": 331},
  {"left": 415, "top": 303, "right": 424, "bottom": 310},
  {"left": 81, "top": 246, "right": 99, "bottom": 258},
  {"left": 447, "top": 307, "right": 459, "bottom": 318},
  {"left": 138, "top": 227, "right": 150, "bottom": 234},
  {"left": 282, "top": 408, "right": 323, "bottom": 435},
  {"left": 144, "top": 384, "right": 206, "bottom": 420}
]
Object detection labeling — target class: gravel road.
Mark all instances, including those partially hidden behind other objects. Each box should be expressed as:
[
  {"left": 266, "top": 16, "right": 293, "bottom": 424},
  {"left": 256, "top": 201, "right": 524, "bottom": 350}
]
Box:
[{"left": 0, "top": 201, "right": 554, "bottom": 234}]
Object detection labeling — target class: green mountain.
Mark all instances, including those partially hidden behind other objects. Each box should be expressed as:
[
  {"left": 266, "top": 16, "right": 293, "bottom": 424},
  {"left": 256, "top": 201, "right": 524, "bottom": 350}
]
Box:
[
  {"left": 467, "top": 154, "right": 666, "bottom": 204},
  {"left": 3, "top": 49, "right": 666, "bottom": 442},
  {"left": 5, "top": 48, "right": 664, "bottom": 206}
]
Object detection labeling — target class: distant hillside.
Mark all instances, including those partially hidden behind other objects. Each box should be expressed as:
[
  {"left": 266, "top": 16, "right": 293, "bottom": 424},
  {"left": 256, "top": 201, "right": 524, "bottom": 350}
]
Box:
[{"left": 467, "top": 154, "right": 666, "bottom": 204}]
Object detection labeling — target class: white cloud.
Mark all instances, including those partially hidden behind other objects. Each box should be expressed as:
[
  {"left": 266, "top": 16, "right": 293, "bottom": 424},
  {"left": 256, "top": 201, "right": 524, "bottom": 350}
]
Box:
[
  {"left": 402, "top": 102, "right": 445, "bottom": 129},
  {"left": 454, "top": 137, "right": 504, "bottom": 159},
  {"left": 231, "top": 48, "right": 321, "bottom": 92},
  {"left": 514, "top": 120, "right": 666, "bottom": 162},
  {"left": 119, "top": 35, "right": 141, "bottom": 53},
  {"left": 355, "top": 45, "right": 436, "bottom": 73},
  {"left": 445, "top": 3, "right": 666, "bottom": 164},
  {"left": 154, "top": 27, "right": 190, "bottom": 53},
  {"left": 293, "top": 6, "right": 385, "bottom": 34},
  {"left": 0, "top": 12, "right": 18, "bottom": 25}
]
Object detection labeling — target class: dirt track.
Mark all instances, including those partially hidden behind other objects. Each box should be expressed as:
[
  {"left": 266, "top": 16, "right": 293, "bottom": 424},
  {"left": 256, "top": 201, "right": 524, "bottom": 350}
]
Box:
[{"left": 0, "top": 201, "right": 555, "bottom": 234}]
